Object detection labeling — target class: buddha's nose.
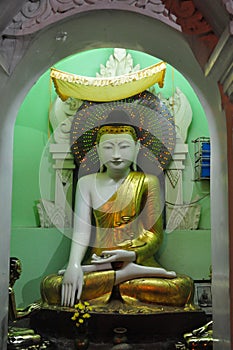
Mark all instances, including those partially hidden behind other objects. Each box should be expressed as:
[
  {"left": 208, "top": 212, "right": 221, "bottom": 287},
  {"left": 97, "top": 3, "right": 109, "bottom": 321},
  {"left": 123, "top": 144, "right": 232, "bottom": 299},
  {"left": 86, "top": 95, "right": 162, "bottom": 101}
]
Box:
[{"left": 113, "top": 146, "right": 121, "bottom": 159}]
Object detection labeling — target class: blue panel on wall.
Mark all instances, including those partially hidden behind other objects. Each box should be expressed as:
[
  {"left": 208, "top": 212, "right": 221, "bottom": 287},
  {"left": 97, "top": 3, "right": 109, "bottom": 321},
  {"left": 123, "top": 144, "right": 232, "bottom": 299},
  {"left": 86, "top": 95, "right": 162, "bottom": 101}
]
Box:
[
  {"left": 202, "top": 142, "right": 210, "bottom": 152},
  {"left": 193, "top": 137, "right": 211, "bottom": 181},
  {"left": 201, "top": 165, "right": 210, "bottom": 178}
]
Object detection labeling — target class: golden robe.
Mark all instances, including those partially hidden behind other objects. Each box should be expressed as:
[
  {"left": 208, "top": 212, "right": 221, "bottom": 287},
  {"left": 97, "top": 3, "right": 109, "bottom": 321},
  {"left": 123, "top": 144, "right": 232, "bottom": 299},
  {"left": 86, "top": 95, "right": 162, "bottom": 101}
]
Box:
[{"left": 41, "top": 172, "right": 193, "bottom": 306}]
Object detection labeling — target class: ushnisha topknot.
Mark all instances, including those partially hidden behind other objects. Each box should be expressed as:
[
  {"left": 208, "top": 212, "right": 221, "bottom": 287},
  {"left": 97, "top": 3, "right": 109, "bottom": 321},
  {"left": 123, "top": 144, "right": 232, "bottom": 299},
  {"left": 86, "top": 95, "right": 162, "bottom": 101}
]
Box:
[
  {"left": 96, "top": 109, "right": 138, "bottom": 143},
  {"left": 70, "top": 91, "right": 176, "bottom": 172},
  {"left": 96, "top": 125, "right": 137, "bottom": 144}
]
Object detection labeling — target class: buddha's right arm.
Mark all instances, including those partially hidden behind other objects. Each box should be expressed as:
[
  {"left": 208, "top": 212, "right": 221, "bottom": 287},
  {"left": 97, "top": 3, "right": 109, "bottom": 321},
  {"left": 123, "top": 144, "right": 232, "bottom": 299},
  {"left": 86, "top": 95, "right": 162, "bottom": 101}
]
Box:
[
  {"left": 61, "top": 240, "right": 87, "bottom": 306},
  {"left": 61, "top": 177, "right": 92, "bottom": 306}
]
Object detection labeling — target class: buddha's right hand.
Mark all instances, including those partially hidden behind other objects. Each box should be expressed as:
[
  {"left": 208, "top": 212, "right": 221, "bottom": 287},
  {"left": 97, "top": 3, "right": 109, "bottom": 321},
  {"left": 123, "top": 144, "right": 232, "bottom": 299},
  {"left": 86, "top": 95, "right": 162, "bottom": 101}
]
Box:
[{"left": 61, "top": 263, "right": 83, "bottom": 307}]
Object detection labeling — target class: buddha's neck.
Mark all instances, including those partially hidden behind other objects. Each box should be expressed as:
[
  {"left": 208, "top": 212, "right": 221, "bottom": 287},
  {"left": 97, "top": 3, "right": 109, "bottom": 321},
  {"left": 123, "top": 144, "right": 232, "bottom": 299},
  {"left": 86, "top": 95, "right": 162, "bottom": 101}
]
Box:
[{"left": 106, "top": 168, "right": 130, "bottom": 182}]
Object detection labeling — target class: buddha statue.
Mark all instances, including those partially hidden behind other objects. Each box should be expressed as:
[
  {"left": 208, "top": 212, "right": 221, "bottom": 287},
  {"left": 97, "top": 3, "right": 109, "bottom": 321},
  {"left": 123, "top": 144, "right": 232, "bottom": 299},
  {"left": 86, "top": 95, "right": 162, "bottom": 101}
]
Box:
[{"left": 41, "top": 96, "right": 194, "bottom": 309}]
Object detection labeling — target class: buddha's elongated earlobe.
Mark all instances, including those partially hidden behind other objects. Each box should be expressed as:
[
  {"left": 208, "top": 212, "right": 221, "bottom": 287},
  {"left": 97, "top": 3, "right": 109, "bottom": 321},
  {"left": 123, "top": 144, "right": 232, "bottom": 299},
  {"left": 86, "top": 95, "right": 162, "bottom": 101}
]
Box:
[
  {"left": 99, "top": 162, "right": 104, "bottom": 173},
  {"left": 96, "top": 144, "right": 104, "bottom": 172},
  {"left": 133, "top": 152, "right": 138, "bottom": 171},
  {"left": 133, "top": 141, "right": 140, "bottom": 171}
]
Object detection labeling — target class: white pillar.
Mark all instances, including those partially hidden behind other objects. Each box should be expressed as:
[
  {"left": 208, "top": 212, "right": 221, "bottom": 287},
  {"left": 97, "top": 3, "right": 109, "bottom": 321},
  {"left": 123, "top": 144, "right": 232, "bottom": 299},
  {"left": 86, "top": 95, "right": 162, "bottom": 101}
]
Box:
[
  {"left": 37, "top": 143, "right": 75, "bottom": 229},
  {"left": 165, "top": 135, "right": 188, "bottom": 206},
  {"left": 50, "top": 143, "right": 75, "bottom": 228}
]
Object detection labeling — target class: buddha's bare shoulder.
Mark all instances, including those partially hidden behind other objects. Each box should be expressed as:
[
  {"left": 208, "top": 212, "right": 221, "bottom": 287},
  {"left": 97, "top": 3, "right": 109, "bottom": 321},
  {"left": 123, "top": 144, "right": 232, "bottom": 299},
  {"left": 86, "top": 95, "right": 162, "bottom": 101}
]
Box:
[
  {"left": 143, "top": 173, "right": 160, "bottom": 187},
  {"left": 77, "top": 173, "right": 97, "bottom": 188},
  {"left": 134, "top": 171, "right": 159, "bottom": 181}
]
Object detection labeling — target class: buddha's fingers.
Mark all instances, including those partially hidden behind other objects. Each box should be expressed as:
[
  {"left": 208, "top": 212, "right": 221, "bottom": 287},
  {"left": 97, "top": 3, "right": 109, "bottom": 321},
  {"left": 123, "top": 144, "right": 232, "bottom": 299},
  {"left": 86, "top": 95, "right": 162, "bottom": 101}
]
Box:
[
  {"left": 70, "top": 285, "right": 76, "bottom": 307},
  {"left": 168, "top": 270, "right": 177, "bottom": 278},
  {"left": 61, "top": 284, "right": 65, "bottom": 306},
  {"left": 77, "top": 276, "right": 83, "bottom": 301},
  {"left": 67, "top": 284, "right": 72, "bottom": 306},
  {"left": 62, "top": 284, "right": 71, "bottom": 306},
  {"left": 62, "top": 284, "right": 68, "bottom": 306}
]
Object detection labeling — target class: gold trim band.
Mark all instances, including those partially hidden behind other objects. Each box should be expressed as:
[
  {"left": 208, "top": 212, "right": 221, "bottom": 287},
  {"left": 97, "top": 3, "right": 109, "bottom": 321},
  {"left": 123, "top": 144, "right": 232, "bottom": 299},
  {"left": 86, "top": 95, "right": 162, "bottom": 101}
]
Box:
[{"left": 96, "top": 125, "right": 137, "bottom": 143}]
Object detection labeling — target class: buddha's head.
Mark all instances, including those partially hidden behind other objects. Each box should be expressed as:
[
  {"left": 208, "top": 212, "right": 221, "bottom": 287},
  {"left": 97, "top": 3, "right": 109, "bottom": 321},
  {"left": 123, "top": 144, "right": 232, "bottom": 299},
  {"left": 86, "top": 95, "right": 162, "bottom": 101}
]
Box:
[
  {"left": 96, "top": 109, "right": 140, "bottom": 172},
  {"left": 70, "top": 95, "right": 176, "bottom": 175}
]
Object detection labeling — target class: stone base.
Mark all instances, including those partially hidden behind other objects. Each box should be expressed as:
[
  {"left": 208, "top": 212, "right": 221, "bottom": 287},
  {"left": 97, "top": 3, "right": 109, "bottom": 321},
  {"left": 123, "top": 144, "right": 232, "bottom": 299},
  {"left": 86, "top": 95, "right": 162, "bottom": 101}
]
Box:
[{"left": 30, "top": 305, "right": 208, "bottom": 344}]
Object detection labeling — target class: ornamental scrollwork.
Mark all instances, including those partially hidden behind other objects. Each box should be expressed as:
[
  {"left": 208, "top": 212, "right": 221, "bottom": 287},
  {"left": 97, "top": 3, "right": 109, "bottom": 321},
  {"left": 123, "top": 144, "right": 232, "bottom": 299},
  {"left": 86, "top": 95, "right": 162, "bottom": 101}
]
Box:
[
  {"left": 3, "top": 0, "right": 179, "bottom": 36},
  {"left": 0, "top": 0, "right": 179, "bottom": 74},
  {"left": 0, "top": 0, "right": 226, "bottom": 75}
]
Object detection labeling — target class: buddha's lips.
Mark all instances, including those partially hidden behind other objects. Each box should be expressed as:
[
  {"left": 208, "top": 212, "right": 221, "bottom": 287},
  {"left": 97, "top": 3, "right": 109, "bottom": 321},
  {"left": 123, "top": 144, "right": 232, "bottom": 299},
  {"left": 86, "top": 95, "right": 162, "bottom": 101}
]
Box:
[{"left": 111, "top": 161, "right": 123, "bottom": 165}]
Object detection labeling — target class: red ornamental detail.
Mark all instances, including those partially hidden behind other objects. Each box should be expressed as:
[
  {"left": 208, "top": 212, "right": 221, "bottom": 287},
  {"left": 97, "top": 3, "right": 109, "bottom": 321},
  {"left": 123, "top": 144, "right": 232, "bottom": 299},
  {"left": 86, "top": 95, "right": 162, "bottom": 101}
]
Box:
[
  {"left": 177, "top": 11, "right": 212, "bottom": 35},
  {"left": 162, "top": 0, "right": 215, "bottom": 35},
  {"left": 162, "top": 0, "right": 196, "bottom": 18},
  {"left": 161, "top": 0, "right": 219, "bottom": 58}
]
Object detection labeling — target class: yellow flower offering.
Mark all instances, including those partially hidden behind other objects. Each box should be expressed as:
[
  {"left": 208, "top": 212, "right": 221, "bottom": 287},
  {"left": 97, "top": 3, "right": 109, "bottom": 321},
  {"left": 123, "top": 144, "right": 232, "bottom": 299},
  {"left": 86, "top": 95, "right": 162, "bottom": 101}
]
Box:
[{"left": 71, "top": 301, "right": 92, "bottom": 328}]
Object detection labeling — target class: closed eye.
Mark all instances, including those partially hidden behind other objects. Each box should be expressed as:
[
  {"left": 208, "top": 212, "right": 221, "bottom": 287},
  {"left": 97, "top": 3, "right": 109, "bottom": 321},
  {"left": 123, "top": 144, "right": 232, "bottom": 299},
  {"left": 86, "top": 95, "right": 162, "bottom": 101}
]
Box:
[{"left": 120, "top": 145, "right": 130, "bottom": 149}]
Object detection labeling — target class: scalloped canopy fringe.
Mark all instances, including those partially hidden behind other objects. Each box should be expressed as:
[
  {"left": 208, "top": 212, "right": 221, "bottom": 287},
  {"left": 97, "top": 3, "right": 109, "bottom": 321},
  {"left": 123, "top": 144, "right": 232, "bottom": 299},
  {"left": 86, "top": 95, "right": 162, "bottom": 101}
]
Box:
[{"left": 50, "top": 61, "right": 166, "bottom": 102}]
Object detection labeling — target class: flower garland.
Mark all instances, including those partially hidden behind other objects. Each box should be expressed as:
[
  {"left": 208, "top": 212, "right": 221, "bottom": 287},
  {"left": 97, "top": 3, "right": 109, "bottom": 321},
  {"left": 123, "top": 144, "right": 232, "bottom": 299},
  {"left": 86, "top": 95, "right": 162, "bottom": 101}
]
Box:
[{"left": 71, "top": 301, "right": 92, "bottom": 327}]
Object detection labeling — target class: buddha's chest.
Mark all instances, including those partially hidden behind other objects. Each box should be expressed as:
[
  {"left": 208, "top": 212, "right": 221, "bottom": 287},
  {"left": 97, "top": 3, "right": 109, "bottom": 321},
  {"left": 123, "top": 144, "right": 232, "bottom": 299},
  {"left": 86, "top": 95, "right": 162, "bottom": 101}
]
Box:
[{"left": 90, "top": 176, "right": 133, "bottom": 210}]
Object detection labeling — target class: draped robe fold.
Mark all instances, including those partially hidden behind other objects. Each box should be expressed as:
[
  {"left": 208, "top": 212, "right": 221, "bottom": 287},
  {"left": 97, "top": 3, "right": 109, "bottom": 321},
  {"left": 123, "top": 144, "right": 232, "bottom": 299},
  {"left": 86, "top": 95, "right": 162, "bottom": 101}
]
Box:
[{"left": 41, "top": 172, "right": 194, "bottom": 306}]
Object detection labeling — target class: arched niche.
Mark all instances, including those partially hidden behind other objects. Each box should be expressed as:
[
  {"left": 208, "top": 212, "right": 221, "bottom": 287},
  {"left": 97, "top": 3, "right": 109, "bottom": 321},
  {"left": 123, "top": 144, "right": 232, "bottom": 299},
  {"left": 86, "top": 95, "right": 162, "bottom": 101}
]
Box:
[{"left": 0, "top": 10, "right": 229, "bottom": 349}]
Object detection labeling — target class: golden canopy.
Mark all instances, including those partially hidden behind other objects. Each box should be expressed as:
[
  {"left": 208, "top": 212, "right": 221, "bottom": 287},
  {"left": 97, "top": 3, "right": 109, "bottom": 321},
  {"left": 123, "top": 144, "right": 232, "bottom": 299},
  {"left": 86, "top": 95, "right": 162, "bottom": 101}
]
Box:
[{"left": 50, "top": 61, "right": 166, "bottom": 102}]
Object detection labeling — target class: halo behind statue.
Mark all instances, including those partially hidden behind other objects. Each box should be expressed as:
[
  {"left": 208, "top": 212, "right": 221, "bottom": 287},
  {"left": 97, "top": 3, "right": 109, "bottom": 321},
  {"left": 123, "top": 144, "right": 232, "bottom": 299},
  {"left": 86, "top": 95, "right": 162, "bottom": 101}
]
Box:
[{"left": 70, "top": 91, "right": 176, "bottom": 174}]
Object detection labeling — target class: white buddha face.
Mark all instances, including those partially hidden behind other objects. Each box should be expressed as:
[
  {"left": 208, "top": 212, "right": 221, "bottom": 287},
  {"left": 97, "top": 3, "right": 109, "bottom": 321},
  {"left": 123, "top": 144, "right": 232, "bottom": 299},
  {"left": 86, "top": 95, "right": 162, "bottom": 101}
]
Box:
[{"left": 97, "top": 133, "right": 140, "bottom": 172}]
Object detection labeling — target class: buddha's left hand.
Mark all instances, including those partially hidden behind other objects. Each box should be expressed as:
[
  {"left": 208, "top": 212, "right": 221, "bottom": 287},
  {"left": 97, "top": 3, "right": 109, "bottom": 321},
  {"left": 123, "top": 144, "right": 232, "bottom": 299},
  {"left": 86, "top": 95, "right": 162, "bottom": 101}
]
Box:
[{"left": 91, "top": 249, "right": 136, "bottom": 264}]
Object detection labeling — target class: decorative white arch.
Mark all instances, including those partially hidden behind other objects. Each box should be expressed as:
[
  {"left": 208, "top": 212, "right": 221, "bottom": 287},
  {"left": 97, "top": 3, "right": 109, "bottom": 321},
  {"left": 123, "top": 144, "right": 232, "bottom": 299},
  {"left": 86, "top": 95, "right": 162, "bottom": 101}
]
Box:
[{"left": 0, "top": 10, "right": 229, "bottom": 349}]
